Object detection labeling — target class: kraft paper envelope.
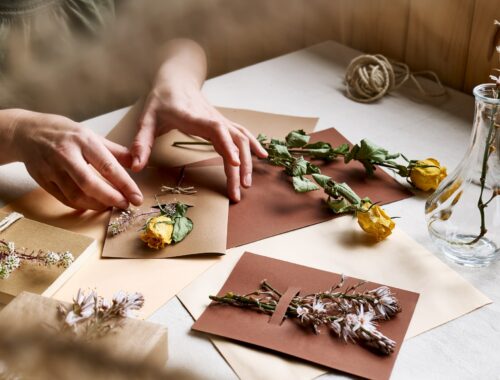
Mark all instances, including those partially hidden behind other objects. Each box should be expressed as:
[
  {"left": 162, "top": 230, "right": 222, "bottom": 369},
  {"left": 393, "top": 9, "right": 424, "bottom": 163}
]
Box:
[
  {"left": 0, "top": 211, "right": 97, "bottom": 304},
  {"left": 107, "top": 101, "right": 319, "bottom": 168},
  {"left": 188, "top": 128, "right": 413, "bottom": 248},
  {"left": 102, "top": 165, "right": 228, "bottom": 259},
  {"left": 193, "top": 252, "right": 420, "bottom": 380},
  {"left": 1, "top": 107, "right": 317, "bottom": 317},
  {"left": 178, "top": 217, "right": 491, "bottom": 380}
]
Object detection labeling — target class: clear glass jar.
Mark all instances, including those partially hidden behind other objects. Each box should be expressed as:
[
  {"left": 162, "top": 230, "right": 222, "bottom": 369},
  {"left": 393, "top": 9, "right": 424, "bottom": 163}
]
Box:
[{"left": 426, "top": 83, "right": 500, "bottom": 267}]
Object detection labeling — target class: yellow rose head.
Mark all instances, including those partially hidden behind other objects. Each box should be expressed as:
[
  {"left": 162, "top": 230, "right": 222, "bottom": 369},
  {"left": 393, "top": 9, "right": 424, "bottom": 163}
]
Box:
[
  {"left": 410, "top": 158, "right": 447, "bottom": 192},
  {"left": 356, "top": 202, "right": 395, "bottom": 242},
  {"left": 140, "top": 215, "right": 174, "bottom": 249}
]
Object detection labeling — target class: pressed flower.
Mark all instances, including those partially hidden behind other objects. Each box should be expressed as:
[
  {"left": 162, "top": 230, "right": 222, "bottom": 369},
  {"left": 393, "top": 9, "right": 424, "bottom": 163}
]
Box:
[
  {"left": 356, "top": 202, "right": 395, "bottom": 241},
  {"left": 410, "top": 158, "right": 447, "bottom": 191},
  {"left": 140, "top": 215, "right": 174, "bottom": 249}
]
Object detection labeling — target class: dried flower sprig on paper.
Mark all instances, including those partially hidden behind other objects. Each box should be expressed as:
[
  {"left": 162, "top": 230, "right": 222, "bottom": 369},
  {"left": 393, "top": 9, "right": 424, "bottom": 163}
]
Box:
[
  {"left": 0, "top": 239, "right": 74, "bottom": 279},
  {"left": 209, "top": 276, "right": 401, "bottom": 355},
  {"left": 57, "top": 289, "right": 145, "bottom": 341},
  {"left": 108, "top": 202, "right": 194, "bottom": 250}
]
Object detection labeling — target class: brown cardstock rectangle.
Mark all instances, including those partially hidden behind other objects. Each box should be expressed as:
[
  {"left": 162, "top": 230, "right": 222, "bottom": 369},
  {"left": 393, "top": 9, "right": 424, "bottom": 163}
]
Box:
[
  {"left": 192, "top": 252, "right": 420, "bottom": 380},
  {"left": 187, "top": 127, "right": 413, "bottom": 248},
  {"left": 0, "top": 212, "right": 96, "bottom": 303},
  {"left": 101, "top": 165, "right": 229, "bottom": 259}
]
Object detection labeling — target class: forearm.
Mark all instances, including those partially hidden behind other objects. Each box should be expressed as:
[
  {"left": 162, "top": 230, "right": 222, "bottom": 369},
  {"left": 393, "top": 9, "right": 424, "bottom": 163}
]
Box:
[
  {"left": 152, "top": 39, "right": 207, "bottom": 91},
  {"left": 0, "top": 109, "right": 31, "bottom": 165}
]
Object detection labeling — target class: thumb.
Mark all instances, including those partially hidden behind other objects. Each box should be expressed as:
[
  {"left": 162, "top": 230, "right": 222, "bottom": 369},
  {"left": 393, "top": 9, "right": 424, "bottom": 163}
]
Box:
[{"left": 130, "top": 107, "right": 156, "bottom": 172}]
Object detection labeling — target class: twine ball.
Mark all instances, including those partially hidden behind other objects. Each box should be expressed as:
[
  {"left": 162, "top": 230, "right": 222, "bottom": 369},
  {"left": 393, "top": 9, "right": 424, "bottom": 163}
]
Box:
[{"left": 345, "top": 54, "right": 399, "bottom": 103}]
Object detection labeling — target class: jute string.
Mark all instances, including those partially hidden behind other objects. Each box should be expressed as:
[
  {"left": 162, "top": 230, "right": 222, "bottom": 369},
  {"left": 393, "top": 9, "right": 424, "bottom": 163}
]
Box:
[
  {"left": 345, "top": 54, "right": 447, "bottom": 103},
  {"left": 0, "top": 212, "right": 24, "bottom": 232}
]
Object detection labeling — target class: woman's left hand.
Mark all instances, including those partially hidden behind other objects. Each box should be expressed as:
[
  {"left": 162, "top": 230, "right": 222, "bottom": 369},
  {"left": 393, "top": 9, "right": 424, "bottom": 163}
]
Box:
[{"left": 130, "top": 79, "right": 268, "bottom": 202}]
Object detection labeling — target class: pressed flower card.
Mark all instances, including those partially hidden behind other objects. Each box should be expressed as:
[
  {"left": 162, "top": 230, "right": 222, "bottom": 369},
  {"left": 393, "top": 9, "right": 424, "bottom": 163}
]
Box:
[
  {"left": 0, "top": 212, "right": 96, "bottom": 304},
  {"left": 102, "top": 165, "right": 228, "bottom": 259},
  {"left": 192, "top": 252, "right": 419, "bottom": 380}
]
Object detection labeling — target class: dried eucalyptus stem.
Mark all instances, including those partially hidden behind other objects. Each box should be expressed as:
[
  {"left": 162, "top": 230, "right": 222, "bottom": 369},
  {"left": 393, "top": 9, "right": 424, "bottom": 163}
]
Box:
[
  {"left": 0, "top": 239, "right": 74, "bottom": 279},
  {"left": 210, "top": 277, "right": 401, "bottom": 355}
]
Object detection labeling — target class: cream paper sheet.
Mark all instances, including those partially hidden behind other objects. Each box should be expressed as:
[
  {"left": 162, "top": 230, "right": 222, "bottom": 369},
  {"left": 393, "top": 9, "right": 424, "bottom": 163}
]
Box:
[
  {"left": 0, "top": 106, "right": 318, "bottom": 318},
  {"left": 177, "top": 217, "right": 491, "bottom": 380}
]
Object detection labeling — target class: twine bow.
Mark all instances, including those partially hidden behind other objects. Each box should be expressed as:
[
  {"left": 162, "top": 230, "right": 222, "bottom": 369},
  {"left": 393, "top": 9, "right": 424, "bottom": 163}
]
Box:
[
  {"left": 345, "top": 54, "right": 446, "bottom": 103},
  {"left": 160, "top": 167, "right": 197, "bottom": 195}
]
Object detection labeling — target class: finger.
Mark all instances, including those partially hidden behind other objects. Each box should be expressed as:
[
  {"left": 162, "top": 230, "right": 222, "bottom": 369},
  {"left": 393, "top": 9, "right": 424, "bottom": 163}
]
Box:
[
  {"left": 101, "top": 137, "right": 133, "bottom": 169},
  {"left": 62, "top": 152, "right": 131, "bottom": 209},
  {"left": 207, "top": 121, "right": 240, "bottom": 166},
  {"left": 82, "top": 140, "right": 143, "bottom": 206},
  {"left": 130, "top": 105, "right": 157, "bottom": 172},
  {"left": 51, "top": 171, "right": 108, "bottom": 211},
  {"left": 223, "top": 160, "right": 241, "bottom": 203},
  {"left": 232, "top": 122, "right": 268, "bottom": 158},
  {"left": 229, "top": 127, "right": 253, "bottom": 188}
]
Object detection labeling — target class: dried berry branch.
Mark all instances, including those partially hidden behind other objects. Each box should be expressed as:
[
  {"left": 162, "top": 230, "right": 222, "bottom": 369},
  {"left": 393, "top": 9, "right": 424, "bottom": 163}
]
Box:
[{"left": 209, "top": 277, "right": 401, "bottom": 355}]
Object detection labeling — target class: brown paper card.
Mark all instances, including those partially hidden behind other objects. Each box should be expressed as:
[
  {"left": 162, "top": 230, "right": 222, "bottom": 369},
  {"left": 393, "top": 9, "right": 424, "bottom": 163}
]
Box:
[
  {"left": 0, "top": 292, "right": 168, "bottom": 366},
  {"left": 178, "top": 217, "right": 491, "bottom": 380},
  {"left": 193, "top": 252, "right": 419, "bottom": 380},
  {"left": 2, "top": 106, "right": 318, "bottom": 317},
  {"left": 0, "top": 212, "right": 96, "bottom": 304},
  {"left": 186, "top": 128, "right": 413, "bottom": 248},
  {"left": 102, "top": 165, "right": 228, "bottom": 259}
]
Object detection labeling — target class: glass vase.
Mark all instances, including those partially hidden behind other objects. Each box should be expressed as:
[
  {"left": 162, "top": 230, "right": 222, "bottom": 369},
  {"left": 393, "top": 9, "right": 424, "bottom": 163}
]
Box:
[{"left": 426, "top": 83, "right": 500, "bottom": 267}]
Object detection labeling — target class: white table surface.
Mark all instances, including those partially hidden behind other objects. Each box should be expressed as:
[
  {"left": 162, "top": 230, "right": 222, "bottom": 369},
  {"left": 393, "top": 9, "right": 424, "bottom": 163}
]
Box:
[{"left": 1, "top": 41, "right": 499, "bottom": 380}]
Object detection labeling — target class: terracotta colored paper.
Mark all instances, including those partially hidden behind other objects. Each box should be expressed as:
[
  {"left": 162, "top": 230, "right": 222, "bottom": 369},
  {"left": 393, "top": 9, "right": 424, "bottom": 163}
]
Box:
[
  {"left": 193, "top": 252, "right": 419, "bottom": 380},
  {"left": 2, "top": 107, "right": 318, "bottom": 317},
  {"left": 0, "top": 212, "right": 96, "bottom": 304},
  {"left": 102, "top": 166, "right": 228, "bottom": 259},
  {"left": 178, "top": 217, "right": 491, "bottom": 380},
  {"left": 0, "top": 292, "right": 168, "bottom": 367},
  {"left": 188, "top": 128, "right": 413, "bottom": 248}
]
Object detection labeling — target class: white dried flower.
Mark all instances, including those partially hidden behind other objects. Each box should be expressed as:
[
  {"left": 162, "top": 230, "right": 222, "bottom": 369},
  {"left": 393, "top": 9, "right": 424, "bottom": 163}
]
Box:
[
  {"left": 0, "top": 264, "right": 11, "bottom": 279},
  {"left": 296, "top": 306, "right": 310, "bottom": 322},
  {"left": 312, "top": 298, "right": 326, "bottom": 314},
  {"left": 58, "top": 251, "right": 74, "bottom": 268},
  {"left": 44, "top": 251, "right": 60, "bottom": 266}
]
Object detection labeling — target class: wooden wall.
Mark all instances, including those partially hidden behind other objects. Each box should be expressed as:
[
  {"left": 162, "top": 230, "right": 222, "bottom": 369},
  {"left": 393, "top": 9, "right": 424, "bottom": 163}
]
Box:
[{"left": 141, "top": 0, "right": 500, "bottom": 94}]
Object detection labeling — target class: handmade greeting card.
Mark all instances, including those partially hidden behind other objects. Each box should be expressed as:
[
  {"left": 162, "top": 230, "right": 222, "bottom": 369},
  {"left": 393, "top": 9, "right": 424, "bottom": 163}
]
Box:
[
  {"left": 193, "top": 252, "right": 419, "bottom": 380},
  {"left": 0, "top": 212, "right": 96, "bottom": 304},
  {"left": 102, "top": 165, "right": 229, "bottom": 259}
]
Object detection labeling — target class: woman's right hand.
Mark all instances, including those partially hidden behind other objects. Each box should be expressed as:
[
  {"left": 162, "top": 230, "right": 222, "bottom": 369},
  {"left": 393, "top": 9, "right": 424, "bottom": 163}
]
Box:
[{"left": 9, "top": 110, "right": 143, "bottom": 211}]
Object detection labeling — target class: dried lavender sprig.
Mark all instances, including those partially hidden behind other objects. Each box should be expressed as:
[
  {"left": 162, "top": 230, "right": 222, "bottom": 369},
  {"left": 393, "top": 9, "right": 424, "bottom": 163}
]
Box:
[
  {"left": 0, "top": 240, "right": 74, "bottom": 279},
  {"left": 108, "top": 208, "right": 159, "bottom": 236}
]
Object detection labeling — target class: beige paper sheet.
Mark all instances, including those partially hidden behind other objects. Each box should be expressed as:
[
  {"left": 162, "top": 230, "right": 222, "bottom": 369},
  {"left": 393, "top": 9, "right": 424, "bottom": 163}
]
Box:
[
  {"left": 109, "top": 102, "right": 319, "bottom": 168},
  {"left": 1, "top": 106, "right": 317, "bottom": 318},
  {"left": 178, "top": 217, "right": 491, "bottom": 380}
]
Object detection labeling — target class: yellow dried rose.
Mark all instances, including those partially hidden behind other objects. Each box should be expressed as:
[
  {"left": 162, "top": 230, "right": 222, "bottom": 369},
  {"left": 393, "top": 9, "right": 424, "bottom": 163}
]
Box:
[
  {"left": 357, "top": 202, "right": 395, "bottom": 242},
  {"left": 140, "top": 215, "right": 173, "bottom": 250},
  {"left": 410, "top": 158, "right": 447, "bottom": 192}
]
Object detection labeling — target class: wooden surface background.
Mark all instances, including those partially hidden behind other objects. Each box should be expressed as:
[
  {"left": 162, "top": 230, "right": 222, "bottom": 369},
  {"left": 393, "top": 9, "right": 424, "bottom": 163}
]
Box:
[{"left": 140, "top": 0, "right": 499, "bottom": 94}]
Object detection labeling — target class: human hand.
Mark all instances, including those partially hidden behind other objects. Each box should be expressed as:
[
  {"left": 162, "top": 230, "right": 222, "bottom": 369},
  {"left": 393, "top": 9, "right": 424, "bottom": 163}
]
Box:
[
  {"left": 11, "top": 110, "right": 143, "bottom": 210},
  {"left": 130, "top": 81, "right": 268, "bottom": 202}
]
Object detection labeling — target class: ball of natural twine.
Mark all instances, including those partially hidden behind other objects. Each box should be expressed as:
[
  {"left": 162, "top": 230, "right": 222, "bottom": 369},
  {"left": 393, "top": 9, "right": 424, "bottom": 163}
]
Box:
[{"left": 345, "top": 54, "right": 410, "bottom": 103}]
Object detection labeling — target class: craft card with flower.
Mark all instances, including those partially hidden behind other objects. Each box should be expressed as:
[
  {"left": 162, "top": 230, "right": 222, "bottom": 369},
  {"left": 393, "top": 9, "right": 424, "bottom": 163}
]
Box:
[
  {"left": 193, "top": 252, "right": 419, "bottom": 380},
  {"left": 0, "top": 212, "right": 97, "bottom": 304},
  {"left": 102, "top": 165, "right": 228, "bottom": 259}
]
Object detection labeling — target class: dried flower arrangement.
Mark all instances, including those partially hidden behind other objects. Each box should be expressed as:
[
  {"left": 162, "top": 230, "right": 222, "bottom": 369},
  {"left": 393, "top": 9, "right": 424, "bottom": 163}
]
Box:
[
  {"left": 174, "top": 131, "right": 446, "bottom": 241},
  {"left": 209, "top": 276, "right": 401, "bottom": 355},
  {"left": 57, "top": 289, "right": 145, "bottom": 341},
  {"left": 0, "top": 239, "right": 74, "bottom": 279},
  {"left": 108, "top": 201, "right": 194, "bottom": 250}
]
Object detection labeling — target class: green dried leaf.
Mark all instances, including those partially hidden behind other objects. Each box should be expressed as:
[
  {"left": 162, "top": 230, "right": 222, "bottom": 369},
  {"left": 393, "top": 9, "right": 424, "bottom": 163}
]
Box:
[
  {"left": 285, "top": 129, "right": 310, "bottom": 148},
  {"left": 257, "top": 133, "right": 268, "bottom": 143},
  {"left": 312, "top": 173, "right": 331, "bottom": 188},
  {"left": 325, "top": 198, "right": 355, "bottom": 214},
  {"left": 173, "top": 202, "right": 189, "bottom": 218},
  {"left": 172, "top": 216, "right": 193, "bottom": 243},
  {"left": 306, "top": 162, "right": 321, "bottom": 174},
  {"left": 269, "top": 144, "right": 292, "bottom": 159},
  {"left": 286, "top": 157, "right": 309, "bottom": 177},
  {"left": 292, "top": 176, "right": 320, "bottom": 192}
]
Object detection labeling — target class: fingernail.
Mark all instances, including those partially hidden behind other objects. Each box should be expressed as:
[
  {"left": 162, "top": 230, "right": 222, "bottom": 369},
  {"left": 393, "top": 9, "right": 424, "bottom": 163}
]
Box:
[
  {"left": 244, "top": 174, "right": 252, "bottom": 187},
  {"left": 130, "top": 192, "right": 143, "bottom": 205},
  {"left": 133, "top": 156, "right": 141, "bottom": 168},
  {"left": 233, "top": 188, "right": 241, "bottom": 202}
]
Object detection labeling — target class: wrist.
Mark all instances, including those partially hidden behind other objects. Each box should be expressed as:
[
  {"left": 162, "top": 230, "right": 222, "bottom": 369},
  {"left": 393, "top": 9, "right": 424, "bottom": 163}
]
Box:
[{"left": 2, "top": 109, "right": 37, "bottom": 163}]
